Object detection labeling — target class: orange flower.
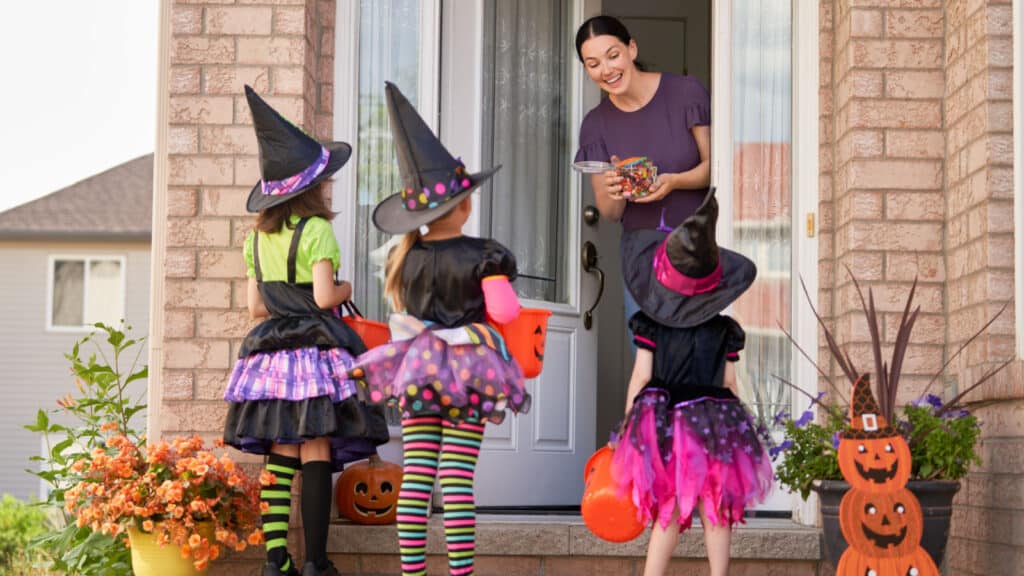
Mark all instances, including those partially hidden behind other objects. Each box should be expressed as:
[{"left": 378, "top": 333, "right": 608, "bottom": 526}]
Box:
[
  {"left": 247, "top": 530, "right": 264, "bottom": 545},
  {"left": 188, "top": 533, "right": 202, "bottom": 548},
  {"left": 259, "top": 470, "right": 277, "bottom": 486},
  {"left": 142, "top": 520, "right": 154, "bottom": 532}
]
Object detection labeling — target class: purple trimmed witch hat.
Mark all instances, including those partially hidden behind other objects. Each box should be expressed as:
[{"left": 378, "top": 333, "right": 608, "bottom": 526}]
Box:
[
  {"left": 622, "top": 188, "right": 757, "bottom": 328},
  {"left": 371, "top": 82, "right": 501, "bottom": 234},
  {"left": 244, "top": 85, "right": 352, "bottom": 213}
]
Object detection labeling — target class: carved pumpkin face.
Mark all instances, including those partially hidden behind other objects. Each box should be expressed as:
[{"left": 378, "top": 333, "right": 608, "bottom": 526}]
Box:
[
  {"left": 840, "top": 489, "right": 923, "bottom": 558},
  {"left": 838, "top": 435, "right": 911, "bottom": 492},
  {"left": 334, "top": 456, "right": 402, "bottom": 525},
  {"left": 838, "top": 547, "right": 939, "bottom": 576},
  {"left": 495, "top": 308, "right": 551, "bottom": 379}
]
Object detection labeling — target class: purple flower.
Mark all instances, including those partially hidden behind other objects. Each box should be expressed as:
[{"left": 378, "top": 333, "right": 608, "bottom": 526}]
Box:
[
  {"left": 773, "top": 409, "right": 790, "bottom": 426},
  {"left": 768, "top": 439, "right": 793, "bottom": 459},
  {"left": 831, "top": 431, "right": 841, "bottom": 449},
  {"left": 942, "top": 409, "right": 970, "bottom": 420},
  {"left": 912, "top": 394, "right": 944, "bottom": 409},
  {"left": 794, "top": 410, "right": 814, "bottom": 429}
]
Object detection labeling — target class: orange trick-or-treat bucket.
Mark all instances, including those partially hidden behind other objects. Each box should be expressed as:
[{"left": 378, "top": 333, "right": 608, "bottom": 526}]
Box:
[
  {"left": 339, "top": 301, "right": 391, "bottom": 349},
  {"left": 581, "top": 446, "right": 644, "bottom": 543},
  {"left": 494, "top": 308, "right": 552, "bottom": 379}
]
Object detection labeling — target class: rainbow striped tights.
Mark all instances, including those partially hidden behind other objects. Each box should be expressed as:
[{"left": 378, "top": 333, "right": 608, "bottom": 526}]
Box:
[{"left": 397, "top": 415, "right": 484, "bottom": 576}]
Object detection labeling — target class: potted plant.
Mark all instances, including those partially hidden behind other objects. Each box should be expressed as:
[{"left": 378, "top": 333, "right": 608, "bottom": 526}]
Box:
[
  {"left": 772, "top": 274, "right": 1008, "bottom": 569},
  {"left": 63, "top": 431, "right": 264, "bottom": 574}
]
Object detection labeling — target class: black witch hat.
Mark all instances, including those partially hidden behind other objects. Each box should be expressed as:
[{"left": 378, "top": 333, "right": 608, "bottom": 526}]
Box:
[
  {"left": 622, "top": 188, "right": 757, "bottom": 328},
  {"left": 371, "top": 82, "right": 501, "bottom": 234},
  {"left": 244, "top": 85, "right": 352, "bottom": 213}
]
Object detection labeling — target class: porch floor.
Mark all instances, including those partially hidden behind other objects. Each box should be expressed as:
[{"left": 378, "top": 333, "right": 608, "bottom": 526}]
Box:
[{"left": 327, "top": 515, "right": 823, "bottom": 561}]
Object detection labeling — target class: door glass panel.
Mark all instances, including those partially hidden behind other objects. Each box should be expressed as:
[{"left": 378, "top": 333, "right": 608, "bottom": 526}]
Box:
[
  {"left": 730, "top": 0, "right": 792, "bottom": 426},
  {"left": 479, "top": 0, "right": 571, "bottom": 303},
  {"left": 352, "top": 0, "right": 421, "bottom": 321}
]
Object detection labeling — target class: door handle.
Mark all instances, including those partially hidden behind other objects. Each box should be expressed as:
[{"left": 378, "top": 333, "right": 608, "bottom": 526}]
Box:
[
  {"left": 583, "top": 205, "right": 600, "bottom": 227},
  {"left": 581, "top": 241, "right": 604, "bottom": 330}
]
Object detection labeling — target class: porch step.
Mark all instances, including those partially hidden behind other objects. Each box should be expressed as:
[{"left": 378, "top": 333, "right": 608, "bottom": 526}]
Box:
[{"left": 326, "top": 515, "right": 821, "bottom": 560}]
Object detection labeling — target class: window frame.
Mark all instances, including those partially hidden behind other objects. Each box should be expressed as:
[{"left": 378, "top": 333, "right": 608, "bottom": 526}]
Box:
[{"left": 45, "top": 254, "right": 127, "bottom": 332}]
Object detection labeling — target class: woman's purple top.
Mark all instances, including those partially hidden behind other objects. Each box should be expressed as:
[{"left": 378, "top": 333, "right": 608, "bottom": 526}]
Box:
[{"left": 575, "top": 73, "right": 710, "bottom": 232}]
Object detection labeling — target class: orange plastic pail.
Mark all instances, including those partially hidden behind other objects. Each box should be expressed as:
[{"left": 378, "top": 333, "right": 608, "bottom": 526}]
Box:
[
  {"left": 580, "top": 446, "right": 645, "bottom": 543},
  {"left": 495, "top": 308, "right": 552, "bottom": 378}
]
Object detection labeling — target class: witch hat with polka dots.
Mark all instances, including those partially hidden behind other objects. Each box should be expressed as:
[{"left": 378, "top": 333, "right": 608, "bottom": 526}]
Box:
[{"left": 371, "top": 82, "right": 501, "bottom": 234}]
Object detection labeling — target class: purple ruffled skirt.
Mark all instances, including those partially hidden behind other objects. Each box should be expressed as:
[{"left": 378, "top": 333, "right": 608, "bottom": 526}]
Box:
[{"left": 349, "top": 315, "right": 530, "bottom": 424}]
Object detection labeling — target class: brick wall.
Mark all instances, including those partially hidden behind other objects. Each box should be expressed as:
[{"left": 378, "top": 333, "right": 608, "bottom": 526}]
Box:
[
  {"left": 942, "top": 0, "right": 1023, "bottom": 573},
  {"left": 827, "top": 0, "right": 947, "bottom": 406},
  {"left": 157, "top": 0, "right": 336, "bottom": 571},
  {"left": 820, "top": 0, "right": 1021, "bottom": 572}
]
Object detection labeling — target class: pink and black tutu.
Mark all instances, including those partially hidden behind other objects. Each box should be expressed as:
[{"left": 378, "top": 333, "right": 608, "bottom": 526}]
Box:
[
  {"left": 612, "top": 385, "right": 772, "bottom": 529},
  {"left": 349, "top": 314, "right": 530, "bottom": 424}
]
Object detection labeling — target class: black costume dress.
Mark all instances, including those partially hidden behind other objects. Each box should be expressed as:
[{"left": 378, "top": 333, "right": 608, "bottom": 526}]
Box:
[
  {"left": 612, "top": 311, "right": 772, "bottom": 529},
  {"left": 223, "top": 218, "right": 389, "bottom": 470}
]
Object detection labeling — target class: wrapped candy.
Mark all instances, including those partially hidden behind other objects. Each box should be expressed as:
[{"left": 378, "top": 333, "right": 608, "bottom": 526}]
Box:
[{"left": 615, "top": 156, "right": 657, "bottom": 199}]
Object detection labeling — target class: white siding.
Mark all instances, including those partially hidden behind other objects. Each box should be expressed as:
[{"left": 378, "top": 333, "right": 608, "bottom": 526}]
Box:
[{"left": 0, "top": 242, "right": 150, "bottom": 499}]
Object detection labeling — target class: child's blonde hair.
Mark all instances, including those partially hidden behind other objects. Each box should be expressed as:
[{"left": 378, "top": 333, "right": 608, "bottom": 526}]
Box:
[{"left": 384, "top": 230, "right": 419, "bottom": 312}]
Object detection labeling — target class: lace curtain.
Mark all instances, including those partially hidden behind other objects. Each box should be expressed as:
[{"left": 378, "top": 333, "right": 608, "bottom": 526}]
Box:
[
  {"left": 729, "top": 0, "right": 793, "bottom": 426},
  {"left": 480, "top": 0, "right": 570, "bottom": 303},
  {"left": 351, "top": 0, "right": 421, "bottom": 321}
]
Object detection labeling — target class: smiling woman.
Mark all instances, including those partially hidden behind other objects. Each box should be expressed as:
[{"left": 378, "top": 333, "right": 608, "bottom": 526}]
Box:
[{"left": 573, "top": 15, "right": 711, "bottom": 340}]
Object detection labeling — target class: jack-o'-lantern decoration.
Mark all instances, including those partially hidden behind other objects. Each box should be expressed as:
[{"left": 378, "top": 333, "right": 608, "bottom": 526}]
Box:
[
  {"left": 837, "top": 548, "right": 939, "bottom": 576},
  {"left": 837, "top": 376, "right": 938, "bottom": 576},
  {"left": 840, "top": 488, "right": 923, "bottom": 558},
  {"left": 838, "top": 376, "right": 911, "bottom": 493},
  {"left": 494, "top": 307, "right": 552, "bottom": 379},
  {"left": 335, "top": 454, "right": 402, "bottom": 525}
]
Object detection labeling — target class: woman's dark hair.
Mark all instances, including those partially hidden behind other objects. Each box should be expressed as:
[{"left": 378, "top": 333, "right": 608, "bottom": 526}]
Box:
[
  {"left": 575, "top": 15, "right": 632, "bottom": 62},
  {"left": 256, "top": 183, "right": 335, "bottom": 233}
]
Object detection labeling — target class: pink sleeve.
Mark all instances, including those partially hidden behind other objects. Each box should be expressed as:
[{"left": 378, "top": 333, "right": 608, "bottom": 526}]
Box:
[{"left": 482, "top": 275, "right": 521, "bottom": 324}]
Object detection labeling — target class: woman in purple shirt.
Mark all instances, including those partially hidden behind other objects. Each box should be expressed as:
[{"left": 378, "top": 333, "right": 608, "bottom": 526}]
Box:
[{"left": 574, "top": 15, "right": 711, "bottom": 334}]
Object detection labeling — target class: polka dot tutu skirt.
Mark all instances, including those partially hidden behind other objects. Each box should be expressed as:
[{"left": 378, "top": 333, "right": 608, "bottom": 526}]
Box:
[{"left": 348, "top": 314, "right": 531, "bottom": 424}]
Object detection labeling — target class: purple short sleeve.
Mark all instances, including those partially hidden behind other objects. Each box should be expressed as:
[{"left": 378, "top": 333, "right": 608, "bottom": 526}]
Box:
[{"left": 575, "top": 110, "right": 609, "bottom": 163}]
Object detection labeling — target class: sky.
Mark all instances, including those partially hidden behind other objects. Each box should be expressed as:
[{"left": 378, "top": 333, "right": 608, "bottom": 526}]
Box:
[{"left": 0, "top": 1, "right": 158, "bottom": 213}]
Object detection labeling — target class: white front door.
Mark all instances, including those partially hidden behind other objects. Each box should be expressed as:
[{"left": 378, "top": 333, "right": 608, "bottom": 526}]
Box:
[
  {"left": 335, "top": 0, "right": 599, "bottom": 507},
  {"left": 439, "top": 0, "right": 600, "bottom": 507}
]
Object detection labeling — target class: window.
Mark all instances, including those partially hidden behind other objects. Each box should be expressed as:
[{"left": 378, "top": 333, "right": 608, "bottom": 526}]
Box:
[{"left": 47, "top": 256, "right": 125, "bottom": 330}]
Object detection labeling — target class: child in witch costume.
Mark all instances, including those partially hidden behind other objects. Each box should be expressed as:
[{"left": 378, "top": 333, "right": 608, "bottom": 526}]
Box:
[
  {"left": 347, "top": 83, "right": 531, "bottom": 576},
  {"left": 614, "top": 189, "right": 773, "bottom": 576},
  {"left": 222, "top": 86, "right": 390, "bottom": 576}
]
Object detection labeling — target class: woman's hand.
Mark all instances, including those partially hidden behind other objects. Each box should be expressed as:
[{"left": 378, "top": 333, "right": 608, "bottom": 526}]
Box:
[
  {"left": 591, "top": 154, "right": 627, "bottom": 221},
  {"left": 603, "top": 155, "right": 625, "bottom": 200},
  {"left": 633, "top": 172, "right": 678, "bottom": 203}
]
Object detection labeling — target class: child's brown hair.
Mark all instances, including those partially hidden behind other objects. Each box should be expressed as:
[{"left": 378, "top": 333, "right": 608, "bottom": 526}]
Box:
[{"left": 256, "top": 184, "right": 335, "bottom": 233}]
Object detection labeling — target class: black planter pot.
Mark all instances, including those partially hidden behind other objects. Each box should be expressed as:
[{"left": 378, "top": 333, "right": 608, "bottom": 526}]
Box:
[{"left": 812, "top": 479, "right": 961, "bottom": 569}]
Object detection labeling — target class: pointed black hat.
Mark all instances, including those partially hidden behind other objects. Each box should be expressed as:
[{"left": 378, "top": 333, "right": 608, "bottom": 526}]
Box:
[
  {"left": 244, "top": 85, "right": 352, "bottom": 213},
  {"left": 622, "top": 188, "right": 757, "bottom": 328},
  {"left": 371, "top": 82, "right": 501, "bottom": 234}
]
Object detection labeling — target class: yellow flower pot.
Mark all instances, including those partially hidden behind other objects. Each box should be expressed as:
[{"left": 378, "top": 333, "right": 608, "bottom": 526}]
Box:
[{"left": 128, "top": 523, "right": 214, "bottom": 576}]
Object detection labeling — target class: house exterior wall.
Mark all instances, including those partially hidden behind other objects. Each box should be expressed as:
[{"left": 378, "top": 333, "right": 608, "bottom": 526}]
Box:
[
  {"left": 0, "top": 241, "right": 150, "bottom": 499},
  {"left": 151, "top": 0, "right": 1022, "bottom": 572},
  {"left": 821, "top": 0, "right": 1022, "bottom": 573}
]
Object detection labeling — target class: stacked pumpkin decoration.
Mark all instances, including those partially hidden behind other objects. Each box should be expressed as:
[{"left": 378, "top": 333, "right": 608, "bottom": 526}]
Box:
[
  {"left": 334, "top": 454, "right": 403, "bottom": 525},
  {"left": 836, "top": 377, "right": 939, "bottom": 576}
]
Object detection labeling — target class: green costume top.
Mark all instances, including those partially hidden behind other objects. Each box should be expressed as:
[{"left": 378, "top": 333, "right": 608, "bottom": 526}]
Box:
[{"left": 243, "top": 215, "right": 341, "bottom": 282}]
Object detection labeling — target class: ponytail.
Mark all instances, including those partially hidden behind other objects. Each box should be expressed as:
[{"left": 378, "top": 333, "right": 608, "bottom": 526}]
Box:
[{"left": 384, "top": 230, "right": 420, "bottom": 312}]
